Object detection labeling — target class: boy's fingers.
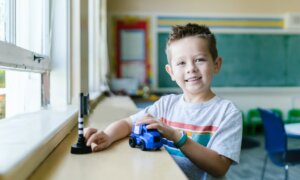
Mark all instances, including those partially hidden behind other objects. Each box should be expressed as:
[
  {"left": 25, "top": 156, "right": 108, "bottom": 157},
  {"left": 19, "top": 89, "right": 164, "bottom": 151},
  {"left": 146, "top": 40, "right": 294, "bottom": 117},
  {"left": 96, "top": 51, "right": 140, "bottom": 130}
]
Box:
[
  {"left": 136, "top": 118, "right": 156, "bottom": 125},
  {"left": 145, "top": 113, "right": 154, "bottom": 118},
  {"left": 91, "top": 143, "right": 99, "bottom": 152},
  {"left": 92, "top": 143, "right": 106, "bottom": 152},
  {"left": 136, "top": 115, "right": 158, "bottom": 125},
  {"left": 86, "top": 133, "right": 101, "bottom": 146},
  {"left": 84, "top": 128, "right": 97, "bottom": 140},
  {"left": 146, "top": 123, "right": 159, "bottom": 129}
]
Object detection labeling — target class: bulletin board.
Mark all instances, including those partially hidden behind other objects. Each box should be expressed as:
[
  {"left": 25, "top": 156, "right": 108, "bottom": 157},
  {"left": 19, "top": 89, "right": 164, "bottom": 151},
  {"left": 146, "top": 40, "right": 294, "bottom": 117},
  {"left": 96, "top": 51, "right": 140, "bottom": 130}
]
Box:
[{"left": 115, "top": 17, "right": 151, "bottom": 85}]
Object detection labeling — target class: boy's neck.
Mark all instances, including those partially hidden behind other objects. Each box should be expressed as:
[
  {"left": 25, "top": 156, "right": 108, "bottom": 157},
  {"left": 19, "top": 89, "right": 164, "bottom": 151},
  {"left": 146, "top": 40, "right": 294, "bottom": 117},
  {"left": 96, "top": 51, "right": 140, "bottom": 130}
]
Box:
[{"left": 183, "top": 90, "right": 215, "bottom": 103}]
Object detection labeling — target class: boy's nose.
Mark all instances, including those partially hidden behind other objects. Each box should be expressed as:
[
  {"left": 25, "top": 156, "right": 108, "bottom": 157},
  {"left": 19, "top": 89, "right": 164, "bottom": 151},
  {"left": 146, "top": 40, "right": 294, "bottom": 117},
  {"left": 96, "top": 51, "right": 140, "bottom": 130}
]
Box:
[{"left": 186, "top": 63, "right": 198, "bottom": 73}]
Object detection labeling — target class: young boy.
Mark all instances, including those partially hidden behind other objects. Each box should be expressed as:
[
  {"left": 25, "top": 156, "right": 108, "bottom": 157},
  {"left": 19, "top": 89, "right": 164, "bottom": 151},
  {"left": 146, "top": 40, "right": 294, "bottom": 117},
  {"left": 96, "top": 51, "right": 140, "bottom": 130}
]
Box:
[{"left": 84, "top": 23, "right": 242, "bottom": 179}]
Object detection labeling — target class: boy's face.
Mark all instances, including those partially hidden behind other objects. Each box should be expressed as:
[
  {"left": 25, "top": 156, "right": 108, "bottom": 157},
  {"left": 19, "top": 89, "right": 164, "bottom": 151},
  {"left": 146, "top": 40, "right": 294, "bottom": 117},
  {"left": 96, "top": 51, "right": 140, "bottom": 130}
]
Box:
[{"left": 165, "top": 36, "right": 221, "bottom": 97}]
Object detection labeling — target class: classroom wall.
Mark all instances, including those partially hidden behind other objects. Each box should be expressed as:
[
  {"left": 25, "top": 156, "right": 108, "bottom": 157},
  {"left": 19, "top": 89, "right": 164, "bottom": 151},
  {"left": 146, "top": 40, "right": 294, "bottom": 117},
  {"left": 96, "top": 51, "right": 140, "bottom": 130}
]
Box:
[
  {"left": 107, "top": 0, "right": 300, "bottom": 118},
  {"left": 108, "top": 0, "right": 300, "bottom": 13}
]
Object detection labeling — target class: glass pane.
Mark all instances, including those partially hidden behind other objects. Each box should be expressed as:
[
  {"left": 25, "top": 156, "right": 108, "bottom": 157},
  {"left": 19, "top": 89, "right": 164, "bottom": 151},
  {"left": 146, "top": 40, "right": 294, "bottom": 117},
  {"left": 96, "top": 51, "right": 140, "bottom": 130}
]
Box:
[
  {"left": 0, "top": 69, "right": 5, "bottom": 88},
  {"left": 0, "top": 69, "right": 41, "bottom": 120},
  {"left": 0, "top": 0, "right": 5, "bottom": 41},
  {"left": 16, "top": 0, "right": 44, "bottom": 53},
  {"left": 0, "top": 95, "right": 5, "bottom": 119}
]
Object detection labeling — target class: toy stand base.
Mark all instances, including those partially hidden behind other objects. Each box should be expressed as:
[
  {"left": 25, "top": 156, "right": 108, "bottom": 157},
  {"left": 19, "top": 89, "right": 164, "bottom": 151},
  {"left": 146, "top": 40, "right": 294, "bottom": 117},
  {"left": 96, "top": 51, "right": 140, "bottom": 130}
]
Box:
[{"left": 71, "top": 143, "right": 92, "bottom": 154}]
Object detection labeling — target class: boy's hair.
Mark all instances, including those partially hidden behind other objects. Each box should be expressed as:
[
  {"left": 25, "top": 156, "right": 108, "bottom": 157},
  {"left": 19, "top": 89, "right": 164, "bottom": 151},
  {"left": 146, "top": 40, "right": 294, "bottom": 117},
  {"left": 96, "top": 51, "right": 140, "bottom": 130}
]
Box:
[{"left": 165, "top": 23, "right": 218, "bottom": 63}]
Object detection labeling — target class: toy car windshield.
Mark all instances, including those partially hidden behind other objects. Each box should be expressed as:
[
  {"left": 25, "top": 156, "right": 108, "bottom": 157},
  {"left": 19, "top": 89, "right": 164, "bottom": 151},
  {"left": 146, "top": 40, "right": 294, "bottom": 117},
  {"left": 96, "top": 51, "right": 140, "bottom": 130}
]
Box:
[{"left": 129, "top": 124, "right": 163, "bottom": 151}]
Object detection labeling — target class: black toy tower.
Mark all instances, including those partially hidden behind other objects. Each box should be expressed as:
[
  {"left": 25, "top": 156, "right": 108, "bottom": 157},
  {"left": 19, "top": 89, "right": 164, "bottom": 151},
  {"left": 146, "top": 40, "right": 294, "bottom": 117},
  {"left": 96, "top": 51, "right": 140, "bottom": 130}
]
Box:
[{"left": 71, "top": 93, "right": 92, "bottom": 154}]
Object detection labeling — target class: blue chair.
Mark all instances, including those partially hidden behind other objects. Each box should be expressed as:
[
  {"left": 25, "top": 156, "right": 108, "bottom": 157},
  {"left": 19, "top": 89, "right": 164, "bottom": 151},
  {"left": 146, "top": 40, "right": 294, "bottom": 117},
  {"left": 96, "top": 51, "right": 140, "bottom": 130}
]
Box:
[{"left": 258, "top": 108, "right": 300, "bottom": 180}]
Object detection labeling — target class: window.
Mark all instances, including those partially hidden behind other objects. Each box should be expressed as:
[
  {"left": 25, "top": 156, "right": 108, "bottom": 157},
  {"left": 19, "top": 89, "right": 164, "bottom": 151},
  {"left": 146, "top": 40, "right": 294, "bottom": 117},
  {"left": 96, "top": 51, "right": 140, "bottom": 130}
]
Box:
[
  {"left": 0, "top": 0, "right": 109, "bottom": 178},
  {"left": 0, "top": 70, "right": 5, "bottom": 119},
  {"left": 16, "top": 0, "right": 45, "bottom": 54},
  {"left": 0, "top": 0, "right": 5, "bottom": 41},
  {"left": 0, "top": 70, "right": 42, "bottom": 120},
  {"left": 0, "top": 0, "right": 50, "bottom": 120},
  {"left": 87, "top": 0, "right": 109, "bottom": 97},
  {"left": 0, "top": 1, "right": 73, "bottom": 178}
]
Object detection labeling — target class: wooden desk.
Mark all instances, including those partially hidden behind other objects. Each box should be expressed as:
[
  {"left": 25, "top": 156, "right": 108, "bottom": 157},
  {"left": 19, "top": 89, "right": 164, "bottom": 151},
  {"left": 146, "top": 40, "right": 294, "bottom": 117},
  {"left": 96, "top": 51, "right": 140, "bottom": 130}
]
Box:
[
  {"left": 285, "top": 123, "right": 300, "bottom": 138},
  {"left": 29, "top": 96, "right": 187, "bottom": 180}
]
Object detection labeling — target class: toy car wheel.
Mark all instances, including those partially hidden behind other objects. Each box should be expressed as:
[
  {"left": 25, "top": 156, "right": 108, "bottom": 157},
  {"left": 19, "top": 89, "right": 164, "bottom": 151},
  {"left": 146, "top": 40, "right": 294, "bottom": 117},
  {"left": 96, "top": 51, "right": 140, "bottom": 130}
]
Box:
[
  {"left": 129, "top": 137, "right": 136, "bottom": 148},
  {"left": 140, "top": 140, "right": 146, "bottom": 151}
]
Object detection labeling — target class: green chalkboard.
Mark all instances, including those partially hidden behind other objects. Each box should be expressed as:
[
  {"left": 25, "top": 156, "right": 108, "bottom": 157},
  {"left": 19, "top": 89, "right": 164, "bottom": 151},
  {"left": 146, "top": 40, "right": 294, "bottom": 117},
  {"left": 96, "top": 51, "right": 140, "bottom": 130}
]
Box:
[
  {"left": 157, "top": 33, "right": 177, "bottom": 88},
  {"left": 157, "top": 33, "right": 300, "bottom": 87}
]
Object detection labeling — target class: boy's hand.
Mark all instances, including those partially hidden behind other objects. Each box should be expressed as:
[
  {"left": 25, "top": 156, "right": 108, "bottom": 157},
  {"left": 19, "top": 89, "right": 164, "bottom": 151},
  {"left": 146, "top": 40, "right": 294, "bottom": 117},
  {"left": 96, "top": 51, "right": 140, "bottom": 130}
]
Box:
[
  {"left": 84, "top": 127, "right": 97, "bottom": 139},
  {"left": 84, "top": 127, "right": 112, "bottom": 152},
  {"left": 136, "top": 114, "right": 181, "bottom": 143}
]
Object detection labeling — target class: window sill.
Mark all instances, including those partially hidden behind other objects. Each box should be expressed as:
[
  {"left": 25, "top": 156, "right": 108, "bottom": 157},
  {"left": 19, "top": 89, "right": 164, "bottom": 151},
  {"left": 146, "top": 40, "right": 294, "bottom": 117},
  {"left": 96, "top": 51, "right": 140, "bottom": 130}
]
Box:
[{"left": 0, "top": 105, "right": 78, "bottom": 180}]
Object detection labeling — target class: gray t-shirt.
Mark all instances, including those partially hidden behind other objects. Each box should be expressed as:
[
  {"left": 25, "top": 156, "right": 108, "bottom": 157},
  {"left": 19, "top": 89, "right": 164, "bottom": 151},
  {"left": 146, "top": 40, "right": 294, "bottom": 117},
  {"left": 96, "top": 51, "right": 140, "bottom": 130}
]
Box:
[{"left": 130, "top": 94, "right": 242, "bottom": 180}]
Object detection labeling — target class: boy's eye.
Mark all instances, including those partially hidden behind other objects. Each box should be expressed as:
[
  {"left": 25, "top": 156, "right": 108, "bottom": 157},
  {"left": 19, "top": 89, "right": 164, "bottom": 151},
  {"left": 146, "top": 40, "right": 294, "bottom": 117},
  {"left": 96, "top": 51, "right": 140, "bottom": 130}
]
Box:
[
  {"left": 195, "top": 58, "right": 205, "bottom": 62},
  {"left": 177, "top": 61, "right": 185, "bottom": 66}
]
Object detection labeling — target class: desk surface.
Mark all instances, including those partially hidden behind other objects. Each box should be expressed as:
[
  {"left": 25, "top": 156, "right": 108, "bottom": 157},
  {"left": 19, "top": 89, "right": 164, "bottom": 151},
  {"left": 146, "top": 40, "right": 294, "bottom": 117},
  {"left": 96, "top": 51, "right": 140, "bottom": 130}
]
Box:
[
  {"left": 285, "top": 123, "right": 300, "bottom": 138},
  {"left": 28, "top": 96, "right": 187, "bottom": 180}
]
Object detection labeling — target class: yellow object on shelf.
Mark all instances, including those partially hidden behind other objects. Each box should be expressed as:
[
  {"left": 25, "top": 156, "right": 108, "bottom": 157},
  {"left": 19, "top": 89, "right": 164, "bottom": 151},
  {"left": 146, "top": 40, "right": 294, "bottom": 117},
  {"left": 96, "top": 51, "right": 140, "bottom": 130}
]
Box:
[{"left": 148, "top": 94, "right": 160, "bottom": 101}]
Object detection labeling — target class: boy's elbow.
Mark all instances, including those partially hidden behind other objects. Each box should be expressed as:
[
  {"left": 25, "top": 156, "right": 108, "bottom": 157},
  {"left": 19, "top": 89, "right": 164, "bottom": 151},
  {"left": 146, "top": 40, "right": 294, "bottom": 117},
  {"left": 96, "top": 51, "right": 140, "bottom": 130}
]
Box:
[
  {"left": 211, "top": 168, "right": 228, "bottom": 178},
  {"left": 210, "top": 159, "right": 231, "bottom": 178}
]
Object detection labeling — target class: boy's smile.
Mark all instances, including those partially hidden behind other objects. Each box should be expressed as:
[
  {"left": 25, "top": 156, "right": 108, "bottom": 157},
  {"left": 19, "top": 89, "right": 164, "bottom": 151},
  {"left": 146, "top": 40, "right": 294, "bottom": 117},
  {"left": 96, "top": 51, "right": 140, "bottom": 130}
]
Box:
[
  {"left": 185, "top": 76, "right": 201, "bottom": 82},
  {"left": 165, "top": 36, "right": 222, "bottom": 102}
]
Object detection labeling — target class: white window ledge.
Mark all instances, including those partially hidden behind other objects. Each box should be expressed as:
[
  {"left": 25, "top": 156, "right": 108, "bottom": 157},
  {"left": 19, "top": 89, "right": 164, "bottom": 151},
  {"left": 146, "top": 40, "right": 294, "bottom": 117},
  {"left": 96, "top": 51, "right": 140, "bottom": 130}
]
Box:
[{"left": 0, "top": 105, "right": 78, "bottom": 180}]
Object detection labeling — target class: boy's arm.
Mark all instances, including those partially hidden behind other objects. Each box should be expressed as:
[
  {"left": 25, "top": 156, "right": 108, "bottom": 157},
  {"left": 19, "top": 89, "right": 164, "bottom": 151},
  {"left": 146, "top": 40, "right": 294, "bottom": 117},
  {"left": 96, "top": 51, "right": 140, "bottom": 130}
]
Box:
[
  {"left": 179, "top": 137, "right": 232, "bottom": 178},
  {"left": 104, "top": 117, "right": 133, "bottom": 142},
  {"left": 137, "top": 116, "right": 232, "bottom": 178},
  {"left": 85, "top": 117, "right": 133, "bottom": 151}
]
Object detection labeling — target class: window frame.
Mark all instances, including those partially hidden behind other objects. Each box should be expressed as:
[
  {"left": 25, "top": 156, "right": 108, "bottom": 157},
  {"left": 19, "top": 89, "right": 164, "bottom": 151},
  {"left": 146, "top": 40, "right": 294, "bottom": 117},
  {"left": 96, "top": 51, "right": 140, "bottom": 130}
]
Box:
[
  {"left": 0, "top": 41, "right": 50, "bottom": 72},
  {"left": 0, "top": 0, "right": 51, "bottom": 116},
  {"left": 0, "top": 0, "right": 50, "bottom": 73}
]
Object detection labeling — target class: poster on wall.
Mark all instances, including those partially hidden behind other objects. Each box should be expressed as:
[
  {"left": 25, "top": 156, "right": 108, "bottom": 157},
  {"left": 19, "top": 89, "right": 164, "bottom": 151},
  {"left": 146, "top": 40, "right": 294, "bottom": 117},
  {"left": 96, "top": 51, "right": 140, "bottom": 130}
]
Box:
[
  {"left": 121, "top": 30, "right": 145, "bottom": 61},
  {"left": 121, "top": 63, "right": 145, "bottom": 86},
  {"left": 115, "top": 17, "right": 150, "bottom": 87}
]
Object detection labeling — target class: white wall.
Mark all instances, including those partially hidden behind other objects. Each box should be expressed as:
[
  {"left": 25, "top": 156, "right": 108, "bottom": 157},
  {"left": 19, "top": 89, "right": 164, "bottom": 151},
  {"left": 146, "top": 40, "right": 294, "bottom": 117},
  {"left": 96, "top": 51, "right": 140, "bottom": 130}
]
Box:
[
  {"left": 108, "top": 0, "right": 300, "bottom": 14},
  {"left": 214, "top": 88, "right": 300, "bottom": 118}
]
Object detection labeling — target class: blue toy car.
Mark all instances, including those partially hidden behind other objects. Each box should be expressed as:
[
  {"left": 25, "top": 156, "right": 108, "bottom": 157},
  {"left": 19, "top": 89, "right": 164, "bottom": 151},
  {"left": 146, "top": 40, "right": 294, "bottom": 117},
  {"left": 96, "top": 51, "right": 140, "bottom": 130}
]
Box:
[{"left": 129, "top": 124, "right": 163, "bottom": 151}]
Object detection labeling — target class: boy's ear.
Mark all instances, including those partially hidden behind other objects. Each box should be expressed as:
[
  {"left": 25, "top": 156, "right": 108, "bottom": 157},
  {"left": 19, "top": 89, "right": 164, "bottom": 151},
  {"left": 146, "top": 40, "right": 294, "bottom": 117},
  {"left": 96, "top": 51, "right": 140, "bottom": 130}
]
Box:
[
  {"left": 214, "top": 57, "right": 222, "bottom": 74},
  {"left": 165, "top": 64, "right": 175, "bottom": 81}
]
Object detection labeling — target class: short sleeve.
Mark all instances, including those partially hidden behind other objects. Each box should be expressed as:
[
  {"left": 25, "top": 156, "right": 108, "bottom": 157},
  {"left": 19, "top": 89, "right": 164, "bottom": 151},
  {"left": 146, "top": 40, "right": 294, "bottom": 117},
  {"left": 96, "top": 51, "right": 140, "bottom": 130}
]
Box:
[
  {"left": 208, "top": 109, "right": 243, "bottom": 164},
  {"left": 129, "top": 98, "right": 162, "bottom": 124}
]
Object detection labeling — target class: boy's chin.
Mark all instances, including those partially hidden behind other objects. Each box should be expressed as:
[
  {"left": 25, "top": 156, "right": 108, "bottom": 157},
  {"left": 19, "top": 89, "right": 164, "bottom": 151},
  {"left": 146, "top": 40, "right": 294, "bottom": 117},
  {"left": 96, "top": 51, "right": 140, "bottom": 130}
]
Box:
[{"left": 184, "top": 88, "right": 206, "bottom": 95}]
